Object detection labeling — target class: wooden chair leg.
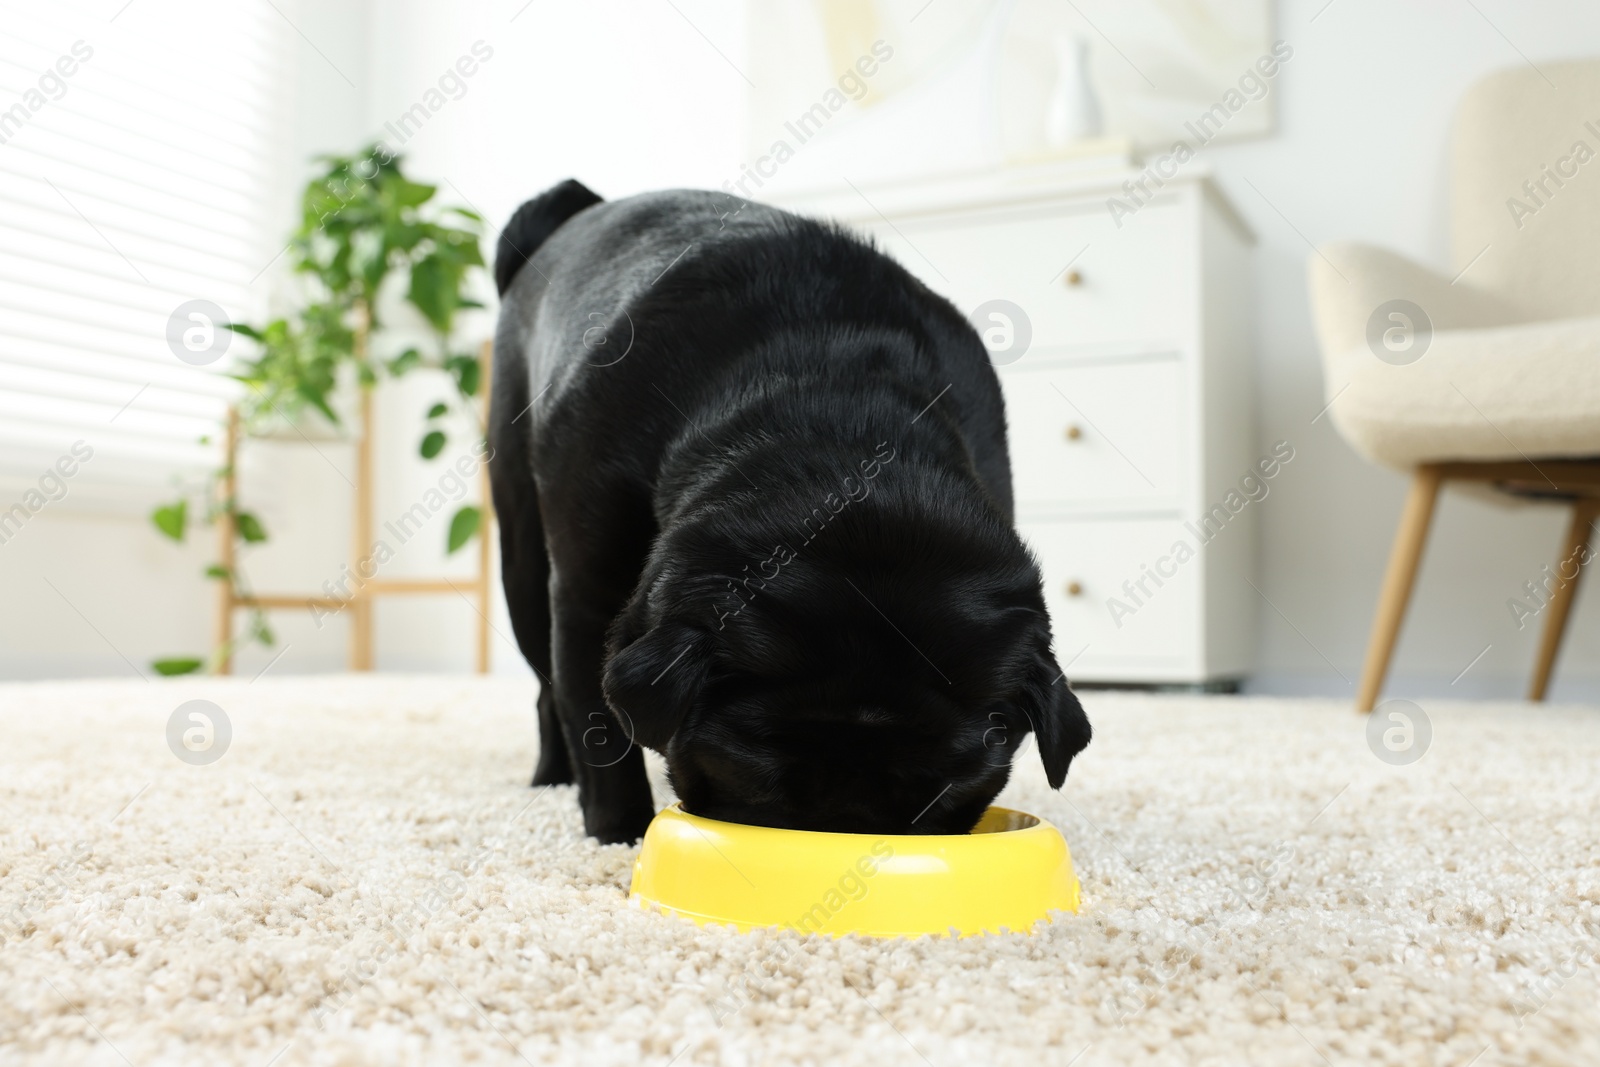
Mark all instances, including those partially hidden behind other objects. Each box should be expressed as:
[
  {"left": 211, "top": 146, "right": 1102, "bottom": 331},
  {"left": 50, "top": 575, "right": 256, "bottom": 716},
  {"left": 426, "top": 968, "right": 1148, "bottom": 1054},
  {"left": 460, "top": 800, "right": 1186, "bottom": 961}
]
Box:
[
  {"left": 1356, "top": 466, "right": 1445, "bottom": 712},
  {"left": 1527, "top": 498, "right": 1599, "bottom": 702}
]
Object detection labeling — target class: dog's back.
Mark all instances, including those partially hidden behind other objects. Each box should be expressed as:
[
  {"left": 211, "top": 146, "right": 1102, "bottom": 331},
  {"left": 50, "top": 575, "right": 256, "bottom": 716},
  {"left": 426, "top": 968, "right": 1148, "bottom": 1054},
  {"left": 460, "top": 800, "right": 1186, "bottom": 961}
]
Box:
[
  {"left": 493, "top": 183, "right": 1013, "bottom": 516},
  {"left": 495, "top": 187, "right": 816, "bottom": 428}
]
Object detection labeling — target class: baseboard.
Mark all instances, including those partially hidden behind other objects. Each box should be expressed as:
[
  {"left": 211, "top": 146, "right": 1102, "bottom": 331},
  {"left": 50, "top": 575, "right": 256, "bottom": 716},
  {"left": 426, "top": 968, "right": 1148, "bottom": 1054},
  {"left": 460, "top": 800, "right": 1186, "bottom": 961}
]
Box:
[{"left": 1244, "top": 670, "right": 1600, "bottom": 705}]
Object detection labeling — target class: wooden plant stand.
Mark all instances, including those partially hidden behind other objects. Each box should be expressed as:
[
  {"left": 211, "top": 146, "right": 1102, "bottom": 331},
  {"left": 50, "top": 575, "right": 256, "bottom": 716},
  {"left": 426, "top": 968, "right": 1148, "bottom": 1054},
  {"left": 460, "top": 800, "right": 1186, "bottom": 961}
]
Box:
[{"left": 213, "top": 340, "right": 495, "bottom": 674}]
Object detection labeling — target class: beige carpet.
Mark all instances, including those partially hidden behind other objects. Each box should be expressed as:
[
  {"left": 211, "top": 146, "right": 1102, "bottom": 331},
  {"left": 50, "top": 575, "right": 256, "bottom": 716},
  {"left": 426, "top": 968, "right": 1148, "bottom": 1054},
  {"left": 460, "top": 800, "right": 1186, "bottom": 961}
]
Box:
[{"left": 2, "top": 676, "right": 1597, "bottom": 1066}]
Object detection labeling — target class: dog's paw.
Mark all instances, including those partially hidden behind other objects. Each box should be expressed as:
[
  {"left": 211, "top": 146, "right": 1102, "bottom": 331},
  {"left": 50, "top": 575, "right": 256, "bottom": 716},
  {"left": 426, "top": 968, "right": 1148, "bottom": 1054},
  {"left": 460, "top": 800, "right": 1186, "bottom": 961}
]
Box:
[{"left": 583, "top": 802, "right": 654, "bottom": 845}]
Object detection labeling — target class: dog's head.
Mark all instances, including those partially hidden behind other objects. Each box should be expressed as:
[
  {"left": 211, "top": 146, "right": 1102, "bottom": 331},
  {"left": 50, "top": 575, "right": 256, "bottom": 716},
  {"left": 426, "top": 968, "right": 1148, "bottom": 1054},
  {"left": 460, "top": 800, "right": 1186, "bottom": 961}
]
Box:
[{"left": 601, "top": 469, "right": 1091, "bottom": 834}]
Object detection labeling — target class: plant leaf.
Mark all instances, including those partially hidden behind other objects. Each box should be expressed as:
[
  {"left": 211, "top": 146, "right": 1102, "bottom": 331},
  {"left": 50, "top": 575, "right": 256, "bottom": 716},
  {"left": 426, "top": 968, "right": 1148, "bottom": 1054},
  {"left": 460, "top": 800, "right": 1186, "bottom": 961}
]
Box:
[
  {"left": 407, "top": 252, "right": 463, "bottom": 333},
  {"left": 235, "top": 511, "right": 268, "bottom": 543},
  {"left": 204, "top": 564, "right": 230, "bottom": 580},
  {"left": 426, "top": 401, "right": 448, "bottom": 419},
  {"left": 152, "top": 500, "right": 187, "bottom": 541},
  {"left": 294, "top": 381, "right": 341, "bottom": 425},
  {"left": 447, "top": 505, "right": 480, "bottom": 554},
  {"left": 152, "top": 657, "right": 204, "bottom": 676},
  {"left": 457, "top": 359, "right": 480, "bottom": 397},
  {"left": 420, "top": 430, "right": 446, "bottom": 460},
  {"left": 392, "top": 178, "right": 437, "bottom": 207},
  {"left": 446, "top": 355, "right": 481, "bottom": 397},
  {"left": 387, "top": 348, "right": 422, "bottom": 376}
]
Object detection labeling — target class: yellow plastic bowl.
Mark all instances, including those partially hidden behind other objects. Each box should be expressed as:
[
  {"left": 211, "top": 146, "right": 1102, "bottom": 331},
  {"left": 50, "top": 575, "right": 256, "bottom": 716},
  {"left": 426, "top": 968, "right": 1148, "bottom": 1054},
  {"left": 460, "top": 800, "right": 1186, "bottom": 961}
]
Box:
[{"left": 628, "top": 804, "right": 1080, "bottom": 938}]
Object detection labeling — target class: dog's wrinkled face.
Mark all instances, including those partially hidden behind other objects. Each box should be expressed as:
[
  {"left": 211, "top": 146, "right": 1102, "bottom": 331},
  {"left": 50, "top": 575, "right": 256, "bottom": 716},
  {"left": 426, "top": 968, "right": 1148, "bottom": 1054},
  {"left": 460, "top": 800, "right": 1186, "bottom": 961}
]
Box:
[
  {"left": 661, "top": 630, "right": 1060, "bottom": 835},
  {"left": 602, "top": 498, "right": 1092, "bottom": 835}
]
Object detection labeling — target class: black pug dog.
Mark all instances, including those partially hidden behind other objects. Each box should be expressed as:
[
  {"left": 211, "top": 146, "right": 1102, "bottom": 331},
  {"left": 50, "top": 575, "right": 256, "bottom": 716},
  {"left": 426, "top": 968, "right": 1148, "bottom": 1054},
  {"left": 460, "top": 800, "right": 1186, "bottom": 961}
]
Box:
[{"left": 488, "top": 179, "right": 1091, "bottom": 844}]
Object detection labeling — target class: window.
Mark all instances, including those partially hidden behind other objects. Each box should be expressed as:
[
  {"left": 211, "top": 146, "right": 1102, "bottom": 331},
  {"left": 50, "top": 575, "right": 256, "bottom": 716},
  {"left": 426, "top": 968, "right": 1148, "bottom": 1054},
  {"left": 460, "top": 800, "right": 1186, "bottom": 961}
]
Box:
[{"left": 0, "top": 0, "right": 285, "bottom": 512}]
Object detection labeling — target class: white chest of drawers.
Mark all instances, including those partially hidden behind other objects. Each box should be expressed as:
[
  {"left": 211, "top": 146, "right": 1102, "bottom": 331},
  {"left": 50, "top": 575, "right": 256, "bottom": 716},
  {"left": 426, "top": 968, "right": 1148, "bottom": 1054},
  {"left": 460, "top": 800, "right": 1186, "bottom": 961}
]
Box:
[{"left": 777, "top": 160, "right": 1258, "bottom": 685}]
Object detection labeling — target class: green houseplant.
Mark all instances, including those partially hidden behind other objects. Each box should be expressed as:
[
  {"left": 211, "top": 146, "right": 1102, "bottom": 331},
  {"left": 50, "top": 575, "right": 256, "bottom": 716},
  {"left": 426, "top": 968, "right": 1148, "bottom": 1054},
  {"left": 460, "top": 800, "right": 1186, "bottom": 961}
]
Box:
[{"left": 151, "top": 145, "right": 489, "bottom": 675}]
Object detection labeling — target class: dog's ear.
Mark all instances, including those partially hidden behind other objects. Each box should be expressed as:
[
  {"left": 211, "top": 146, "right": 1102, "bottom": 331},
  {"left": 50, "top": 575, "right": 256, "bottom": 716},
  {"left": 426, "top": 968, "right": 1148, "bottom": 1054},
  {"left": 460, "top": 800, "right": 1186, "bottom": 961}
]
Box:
[
  {"left": 603, "top": 620, "right": 710, "bottom": 751},
  {"left": 1020, "top": 647, "right": 1092, "bottom": 789}
]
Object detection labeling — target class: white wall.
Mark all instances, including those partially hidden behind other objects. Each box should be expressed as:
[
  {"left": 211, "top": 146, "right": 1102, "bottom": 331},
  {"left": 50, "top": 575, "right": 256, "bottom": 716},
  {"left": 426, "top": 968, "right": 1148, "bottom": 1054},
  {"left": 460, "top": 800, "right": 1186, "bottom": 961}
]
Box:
[{"left": 8, "top": 0, "right": 1598, "bottom": 701}]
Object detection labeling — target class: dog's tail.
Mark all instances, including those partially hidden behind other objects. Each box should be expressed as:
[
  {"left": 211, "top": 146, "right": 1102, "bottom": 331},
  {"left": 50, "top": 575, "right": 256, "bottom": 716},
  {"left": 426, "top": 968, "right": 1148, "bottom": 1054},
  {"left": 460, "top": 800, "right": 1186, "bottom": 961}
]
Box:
[{"left": 494, "top": 179, "right": 604, "bottom": 296}]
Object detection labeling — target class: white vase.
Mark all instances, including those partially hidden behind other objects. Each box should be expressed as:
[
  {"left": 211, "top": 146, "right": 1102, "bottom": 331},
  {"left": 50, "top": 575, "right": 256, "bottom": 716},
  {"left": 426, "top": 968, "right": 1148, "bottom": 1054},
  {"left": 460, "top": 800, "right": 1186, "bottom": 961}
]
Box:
[{"left": 1046, "top": 34, "right": 1102, "bottom": 148}]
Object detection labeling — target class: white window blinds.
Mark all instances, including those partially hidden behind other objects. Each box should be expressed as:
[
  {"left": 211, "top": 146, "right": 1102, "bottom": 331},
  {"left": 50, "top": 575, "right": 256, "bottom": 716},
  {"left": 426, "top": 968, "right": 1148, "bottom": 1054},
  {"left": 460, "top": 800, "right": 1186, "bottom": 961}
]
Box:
[{"left": 0, "top": 0, "right": 285, "bottom": 512}]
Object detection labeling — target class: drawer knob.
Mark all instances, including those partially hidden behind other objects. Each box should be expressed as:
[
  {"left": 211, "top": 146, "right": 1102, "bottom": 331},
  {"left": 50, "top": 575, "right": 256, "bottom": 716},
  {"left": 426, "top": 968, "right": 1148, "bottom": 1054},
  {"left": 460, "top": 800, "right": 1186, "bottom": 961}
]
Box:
[
  {"left": 1065, "top": 580, "right": 1083, "bottom": 597},
  {"left": 1063, "top": 269, "right": 1084, "bottom": 287},
  {"left": 1063, "top": 424, "right": 1083, "bottom": 441}
]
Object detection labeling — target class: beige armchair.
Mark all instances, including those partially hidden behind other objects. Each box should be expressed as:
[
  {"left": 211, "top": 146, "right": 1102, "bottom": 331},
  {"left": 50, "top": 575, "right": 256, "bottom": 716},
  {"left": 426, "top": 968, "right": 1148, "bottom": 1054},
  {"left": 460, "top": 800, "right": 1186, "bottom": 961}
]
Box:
[{"left": 1308, "top": 60, "right": 1600, "bottom": 710}]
